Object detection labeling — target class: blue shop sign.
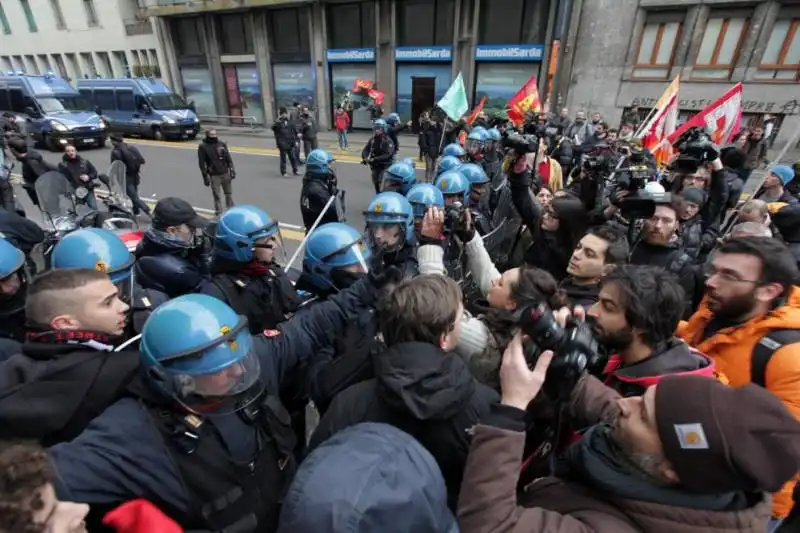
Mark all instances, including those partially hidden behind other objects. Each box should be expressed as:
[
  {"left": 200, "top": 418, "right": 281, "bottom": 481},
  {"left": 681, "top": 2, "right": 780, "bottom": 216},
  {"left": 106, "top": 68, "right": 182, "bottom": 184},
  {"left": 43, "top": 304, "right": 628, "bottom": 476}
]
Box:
[
  {"left": 395, "top": 46, "right": 452, "bottom": 62},
  {"left": 326, "top": 48, "right": 376, "bottom": 63},
  {"left": 474, "top": 44, "right": 545, "bottom": 62}
]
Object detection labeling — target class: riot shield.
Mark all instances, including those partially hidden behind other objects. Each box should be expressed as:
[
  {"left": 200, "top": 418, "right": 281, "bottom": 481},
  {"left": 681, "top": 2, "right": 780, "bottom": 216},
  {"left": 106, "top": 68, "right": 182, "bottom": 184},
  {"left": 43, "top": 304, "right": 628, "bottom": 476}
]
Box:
[{"left": 34, "top": 171, "right": 74, "bottom": 219}]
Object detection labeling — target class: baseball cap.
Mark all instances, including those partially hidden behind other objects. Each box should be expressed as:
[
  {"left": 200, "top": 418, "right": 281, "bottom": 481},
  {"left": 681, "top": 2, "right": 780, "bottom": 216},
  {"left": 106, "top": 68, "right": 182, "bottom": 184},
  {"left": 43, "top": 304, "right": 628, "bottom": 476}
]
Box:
[{"left": 152, "top": 197, "right": 207, "bottom": 229}]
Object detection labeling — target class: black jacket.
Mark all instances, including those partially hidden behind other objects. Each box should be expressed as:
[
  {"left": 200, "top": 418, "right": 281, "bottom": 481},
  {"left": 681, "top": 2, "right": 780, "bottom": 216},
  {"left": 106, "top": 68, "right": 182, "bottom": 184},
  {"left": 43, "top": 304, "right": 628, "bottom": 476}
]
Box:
[
  {"left": 110, "top": 142, "right": 145, "bottom": 178},
  {"left": 0, "top": 342, "right": 140, "bottom": 446},
  {"left": 550, "top": 137, "right": 574, "bottom": 171},
  {"left": 134, "top": 230, "right": 211, "bottom": 298},
  {"left": 197, "top": 137, "right": 234, "bottom": 177},
  {"left": 58, "top": 155, "right": 99, "bottom": 189},
  {"left": 420, "top": 122, "right": 445, "bottom": 158},
  {"left": 17, "top": 150, "right": 57, "bottom": 185},
  {"left": 300, "top": 175, "right": 340, "bottom": 230},
  {"left": 308, "top": 341, "right": 499, "bottom": 510},
  {"left": 272, "top": 118, "right": 297, "bottom": 151},
  {"left": 361, "top": 134, "right": 395, "bottom": 169},
  {"left": 300, "top": 115, "right": 318, "bottom": 141},
  {"left": 0, "top": 208, "right": 44, "bottom": 254},
  {"left": 630, "top": 239, "right": 697, "bottom": 316},
  {"left": 559, "top": 277, "right": 600, "bottom": 308}
]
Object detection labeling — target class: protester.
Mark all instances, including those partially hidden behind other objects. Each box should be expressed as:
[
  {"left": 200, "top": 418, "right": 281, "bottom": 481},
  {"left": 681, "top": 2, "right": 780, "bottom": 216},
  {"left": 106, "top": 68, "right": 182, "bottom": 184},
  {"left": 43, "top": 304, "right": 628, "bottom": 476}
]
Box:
[
  {"left": 58, "top": 144, "right": 101, "bottom": 210},
  {"left": 109, "top": 134, "right": 151, "bottom": 217},
  {"left": 561, "top": 224, "right": 629, "bottom": 307},
  {"left": 197, "top": 128, "right": 236, "bottom": 217},
  {"left": 272, "top": 107, "right": 300, "bottom": 177},
  {"left": 523, "top": 197, "right": 588, "bottom": 281},
  {"left": 7, "top": 138, "right": 57, "bottom": 208},
  {"left": 333, "top": 105, "right": 350, "bottom": 150},
  {"left": 742, "top": 126, "right": 768, "bottom": 180}
]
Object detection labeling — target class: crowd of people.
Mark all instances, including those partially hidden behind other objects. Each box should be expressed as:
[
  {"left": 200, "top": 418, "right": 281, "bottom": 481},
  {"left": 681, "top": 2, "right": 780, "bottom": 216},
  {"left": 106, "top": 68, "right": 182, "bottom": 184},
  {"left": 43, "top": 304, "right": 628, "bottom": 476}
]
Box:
[{"left": 0, "top": 99, "right": 799, "bottom": 533}]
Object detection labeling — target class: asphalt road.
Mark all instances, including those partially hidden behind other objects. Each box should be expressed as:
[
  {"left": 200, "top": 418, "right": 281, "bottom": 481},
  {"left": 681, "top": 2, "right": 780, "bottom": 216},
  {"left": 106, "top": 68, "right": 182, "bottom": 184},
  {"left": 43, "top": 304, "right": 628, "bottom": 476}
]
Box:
[{"left": 12, "top": 134, "right": 424, "bottom": 265}]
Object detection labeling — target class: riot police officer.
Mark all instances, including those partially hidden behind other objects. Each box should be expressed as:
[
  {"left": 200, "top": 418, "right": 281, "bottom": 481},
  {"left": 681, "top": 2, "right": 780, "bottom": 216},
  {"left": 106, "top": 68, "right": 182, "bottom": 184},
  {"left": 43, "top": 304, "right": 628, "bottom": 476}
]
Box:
[
  {"left": 406, "top": 183, "right": 444, "bottom": 239},
  {"left": 362, "top": 119, "right": 396, "bottom": 194},
  {"left": 459, "top": 163, "right": 493, "bottom": 236},
  {"left": 300, "top": 149, "right": 342, "bottom": 232},
  {"left": 434, "top": 171, "right": 471, "bottom": 282},
  {"left": 51, "top": 228, "right": 168, "bottom": 336},
  {"left": 464, "top": 129, "right": 488, "bottom": 165},
  {"left": 380, "top": 161, "right": 417, "bottom": 195},
  {"left": 0, "top": 238, "right": 27, "bottom": 345},
  {"left": 49, "top": 269, "right": 384, "bottom": 532},
  {"left": 436, "top": 155, "right": 463, "bottom": 178},
  {"left": 441, "top": 143, "right": 467, "bottom": 162},
  {"left": 202, "top": 205, "right": 302, "bottom": 334},
  {"left": 364, "top": 192, "right": 418, "bottom": 279},
  {"left": 296, "top": 223, "right": 380, "bottom": 414},
  {"left": 385, "top": 112, "right": 408, "bottom": 151},
  {"left": 484, "top": 127, "right": 503, "bottom": 198}
]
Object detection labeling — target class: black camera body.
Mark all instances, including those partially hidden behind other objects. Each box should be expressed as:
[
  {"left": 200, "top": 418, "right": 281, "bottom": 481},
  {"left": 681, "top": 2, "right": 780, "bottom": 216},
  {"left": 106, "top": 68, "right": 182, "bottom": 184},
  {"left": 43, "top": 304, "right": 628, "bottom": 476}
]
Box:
[
  {"left": 515, "top": 303, "right": 603, "bottom": 397},
  {"left": 505, "top": 133, "right": 538, "bottom": 154},
  {"left": 670, "top": 127, "right": 719, "bottom": 173},
  {"left": 443, "top": 201, "right": 466, "bottom": 234}
]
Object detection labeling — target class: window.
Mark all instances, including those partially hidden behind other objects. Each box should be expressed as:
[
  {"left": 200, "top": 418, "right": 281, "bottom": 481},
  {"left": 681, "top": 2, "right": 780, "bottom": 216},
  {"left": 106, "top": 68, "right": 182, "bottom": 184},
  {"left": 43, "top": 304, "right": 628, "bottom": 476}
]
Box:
[
  {"left": 83, "top": 0, "right": 99, "bottom": 27},
  {"left": 694, "top": 11, "right": 749, "bottom": 79},
  {"left": 480, "top": 0, "right": 549, "bottom": 44},
  {"left": 397, "top": 0, "right": 454, "bottom": 46},
  {"left": 633, "top": 11, "right": 683, "bottom": 79},
  {"left": 8, "top": 88, "right": 26, "bottom": 112},
  {"left": 49, "top": 0, "right": 66, "bottom": 29},
  {"left": 327, "top": 2, "right": 376, "bottom": 49},
  {"left": 116, "top": 90, "right": 135, "bottom": 111},
  {"left": 93, "top": 89, "right": 115, "bottom": 111},
  {"left": 219, "top": 14, "right": 254, "bottom": 55},
  {"left": 79, "top": 89, "right": 93, "bottom": 103},
  {"left": 19, "top": 0, "right": 37, "bottom": 32},
  {"left": 269, "top": 8, "right": 309, "bottom": 55},
  {"left": 756, "top": 9, "right": 799, "bottom": 82},
  {"left": 173, "top": 17, "right": 203, "bottom": 56},
  {"left": 0, "top": 2, "right": 11, "bottom": 34}
]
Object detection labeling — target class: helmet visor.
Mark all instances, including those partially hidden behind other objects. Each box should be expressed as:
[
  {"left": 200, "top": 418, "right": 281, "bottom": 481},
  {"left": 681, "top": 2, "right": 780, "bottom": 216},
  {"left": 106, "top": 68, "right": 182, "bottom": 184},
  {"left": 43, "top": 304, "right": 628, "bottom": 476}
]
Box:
[
  {"left": 465, "top": 138, "right": 483, "bottom": 155},
  {"left": 252, "top": 228, "right": 287, "bottom": 265},
  {"left": 164, "top": 349, "right": 265, "bottom": 415},
  {"left": 366, "top": 223, "right": 405, "bottom": 253},
  {"left": 380, "top": 176, "right": 404, "bottom": 194}
]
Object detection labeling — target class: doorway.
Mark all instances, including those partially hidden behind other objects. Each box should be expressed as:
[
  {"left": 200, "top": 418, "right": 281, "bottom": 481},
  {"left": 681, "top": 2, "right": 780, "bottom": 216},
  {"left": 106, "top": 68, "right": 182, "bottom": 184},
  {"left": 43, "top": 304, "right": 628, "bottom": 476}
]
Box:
[{"left": 410, "top": 76, "right": 435, "bottom": 134}]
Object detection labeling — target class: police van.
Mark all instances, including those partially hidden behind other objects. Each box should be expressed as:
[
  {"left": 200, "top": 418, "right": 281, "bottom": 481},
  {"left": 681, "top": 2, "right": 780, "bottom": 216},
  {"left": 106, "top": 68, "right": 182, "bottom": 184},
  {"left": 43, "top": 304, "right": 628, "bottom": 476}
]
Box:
[
  {"left": 77, "top": 77, "right": 200, "bottom": 141},
  {"left": 0, "top": 72, "right": 107, "bottom": 151}
]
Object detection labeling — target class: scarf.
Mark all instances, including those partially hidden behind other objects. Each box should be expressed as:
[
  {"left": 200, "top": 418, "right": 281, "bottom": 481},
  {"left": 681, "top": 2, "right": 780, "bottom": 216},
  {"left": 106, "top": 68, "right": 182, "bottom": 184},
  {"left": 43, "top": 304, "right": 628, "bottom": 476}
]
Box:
[
  {"left": 26, "top": 330, "right": 118, "bottom": 350},
  {"left": 561, "top": 424, "right": 746, "bottom": 511},
  {"left": 240, "top": 259, "right": 272, "bottom": 278}
]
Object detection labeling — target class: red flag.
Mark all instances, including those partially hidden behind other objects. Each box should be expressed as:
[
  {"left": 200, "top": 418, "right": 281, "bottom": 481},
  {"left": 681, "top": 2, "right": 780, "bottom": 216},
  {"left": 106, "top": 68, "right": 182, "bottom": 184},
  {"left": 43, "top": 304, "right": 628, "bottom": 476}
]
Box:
[
  {"left": 637, "top": 76, "right": 680, "bottom": 167},
  {"left": 464, "top": 96, "right": 487, "bottom": 126},
  {"left": 507, "top": 75, "right": 542, "bottom": 126},
  {"left": 367, "top": 88, "right": 384, "bottom": 105},
  {"left": 668, "top": 83, "right": 743, "bottom": 146},
  {"left": 352, "top": 79, "right": 374, "bottom": 92}
]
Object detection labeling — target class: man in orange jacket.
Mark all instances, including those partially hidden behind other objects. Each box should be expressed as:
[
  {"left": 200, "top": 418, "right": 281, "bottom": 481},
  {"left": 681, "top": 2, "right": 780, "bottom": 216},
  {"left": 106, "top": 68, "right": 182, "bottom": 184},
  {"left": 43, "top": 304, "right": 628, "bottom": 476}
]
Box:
[{"left": 678, "top": 236, "right": 800, "bottom": 528}]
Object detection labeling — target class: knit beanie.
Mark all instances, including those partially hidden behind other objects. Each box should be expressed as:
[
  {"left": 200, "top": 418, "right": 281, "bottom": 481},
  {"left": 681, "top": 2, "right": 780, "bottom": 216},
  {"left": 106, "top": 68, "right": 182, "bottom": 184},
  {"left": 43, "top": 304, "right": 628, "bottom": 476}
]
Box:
[
  {"left": 655, "top": 375, "right": 800, "bottom": 494},
  {"left": 680, "top": 187, "right": 706, "bottom": 207},
  {"left": 771, "top": 165, "right": 795, "bottom": 186}
]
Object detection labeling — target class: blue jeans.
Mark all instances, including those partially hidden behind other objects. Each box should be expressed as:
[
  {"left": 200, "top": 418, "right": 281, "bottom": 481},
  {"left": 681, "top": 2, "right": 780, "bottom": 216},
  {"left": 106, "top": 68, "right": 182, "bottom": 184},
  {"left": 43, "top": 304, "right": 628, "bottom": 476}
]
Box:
[
  {"left": 337, "top": 130, "right": 348, "bottom": 149},
  {"left": 84, "top": 190, "right": 98, "bottom": 210},
  {"left": 767, "top": 518, "right": 783, "bottom": 532}
]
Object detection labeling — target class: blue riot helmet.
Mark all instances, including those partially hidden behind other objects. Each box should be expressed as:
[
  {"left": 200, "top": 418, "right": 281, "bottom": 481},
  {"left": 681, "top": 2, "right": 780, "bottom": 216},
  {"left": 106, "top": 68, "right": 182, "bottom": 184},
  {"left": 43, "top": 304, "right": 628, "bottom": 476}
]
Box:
[
  {"left": 140, "top": 294, "right": 263, "bottom": 414},
  {"left": 215, "top": 205, "right": 282, "bottom": 264},
  {"left": 406, "top": 184, "right": 444, "bottom": 235},
  {"left": 472, "top": 126, "right": 489, "bottom": 137},
  {"left": 442, "top": 143, "right": 466, "bottom": 160},
  {"left": 0, "top": 239, "right": 27, "bottom": 311},
  {"left": 465, "top": 129, "right": 488, "bottom": 158},
  {"left": 363, "top": 192, "right": 415, "bottom": 253},
  {"left": 437, "top": 155, "right": 462, "bottom": 176},
  {"left": 459, "top": 163, "right": 489, "bottom": 204},
  {"left": 305, "top": 149, "right": 330, "bottom": 176},
  {"left": 381, "top": 162, "right": 417, "bottom": 195},
  {"left": 486, "top": 127, "right": 501, "bottom": 151},
  {"left": 303, "top": 223, "right": 371, "bottom": 292},
  {"left": 386, "top": 112, "right": 400, "bottom": 125},
  {"left": 373, "top": 118, "right": 388, "bottom": 134},
  {"left": 401, "top": 157, "right": 417, "bottom": 170},
  {"left": 435, "top": 171, "right": 470, "bottom": 206},
  {"left": 51, "top": 228, "right": 135, "bottom": 302}
]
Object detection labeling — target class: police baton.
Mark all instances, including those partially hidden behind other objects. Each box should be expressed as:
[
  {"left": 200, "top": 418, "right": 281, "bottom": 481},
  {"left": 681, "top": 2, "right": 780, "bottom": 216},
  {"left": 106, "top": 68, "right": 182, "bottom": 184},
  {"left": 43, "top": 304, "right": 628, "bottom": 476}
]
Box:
[{"left": 284, "top": 194, "right": 337, "bottom": 274}]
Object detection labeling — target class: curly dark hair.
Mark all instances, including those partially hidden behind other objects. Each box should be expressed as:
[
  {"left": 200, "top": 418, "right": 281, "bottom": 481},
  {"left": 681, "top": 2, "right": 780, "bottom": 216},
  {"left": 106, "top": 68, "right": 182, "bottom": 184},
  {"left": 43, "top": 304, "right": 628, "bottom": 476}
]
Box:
[
  {"left": 0, "top": 440, "right": 53, "bottom": 533},
  {"left": 472, "top": 265, "right": 569, "bottom": 390}
]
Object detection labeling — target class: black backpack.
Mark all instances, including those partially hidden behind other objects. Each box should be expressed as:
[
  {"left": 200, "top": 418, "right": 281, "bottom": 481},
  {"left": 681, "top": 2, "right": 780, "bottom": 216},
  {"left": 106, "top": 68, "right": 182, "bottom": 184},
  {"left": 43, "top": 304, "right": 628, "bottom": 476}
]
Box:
[{"left": 750, "top": 329, "right": 800, "bottom": 387}]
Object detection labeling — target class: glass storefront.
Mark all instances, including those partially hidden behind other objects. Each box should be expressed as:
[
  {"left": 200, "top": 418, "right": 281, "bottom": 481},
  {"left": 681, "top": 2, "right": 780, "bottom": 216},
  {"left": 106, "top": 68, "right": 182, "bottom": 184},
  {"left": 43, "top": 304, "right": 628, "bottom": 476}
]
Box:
[
  {"left": 395, "top": 64, "right": 452, "bottom": 123},
  {"left": 330, "top": 63, "right": 376, "bottom": 129},
  {"left": 474, "top": 63, "right": 541, "bottom": 117},
  {"left": 235, "top": 64, "right": 265, "bottom": 125},
  {"left": 180, "top": 67, "right": 216, "bottom": 118},
  {"left": 272, "top": 63, "right": 314, "bottom": 114}
]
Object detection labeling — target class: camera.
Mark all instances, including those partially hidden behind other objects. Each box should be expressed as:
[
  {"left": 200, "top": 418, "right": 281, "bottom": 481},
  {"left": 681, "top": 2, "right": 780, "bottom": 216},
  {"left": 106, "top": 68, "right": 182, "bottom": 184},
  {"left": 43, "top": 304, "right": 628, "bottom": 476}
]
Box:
[
  {"left": 515, "top": 303, "right": 603, "bottom": 397},
  {"left": 444, "top": 201, "right": 466, "bottom": 233},
  {"left": 670, "top": 127, "right": 719, "bottom": 173},
  {"left": 504, "top": 133, "right": 538, "bottom": 154},
  {"left": 612, "top": 147, "right": 668, "bottom": 219}
]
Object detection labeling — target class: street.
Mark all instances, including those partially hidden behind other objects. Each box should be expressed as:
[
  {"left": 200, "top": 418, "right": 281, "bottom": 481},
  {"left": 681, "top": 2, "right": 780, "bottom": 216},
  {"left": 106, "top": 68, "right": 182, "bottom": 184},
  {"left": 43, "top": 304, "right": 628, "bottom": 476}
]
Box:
[{"left": 12, "top": 131, "right": 424, "bottom": 264}]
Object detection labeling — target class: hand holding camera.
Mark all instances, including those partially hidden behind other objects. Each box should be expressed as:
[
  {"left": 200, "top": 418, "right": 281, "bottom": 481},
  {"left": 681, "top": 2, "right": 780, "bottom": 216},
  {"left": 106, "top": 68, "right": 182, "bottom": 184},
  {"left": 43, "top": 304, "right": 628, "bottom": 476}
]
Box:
[{"left": 421, "top": 206, "right": 445, "bottom": 241}]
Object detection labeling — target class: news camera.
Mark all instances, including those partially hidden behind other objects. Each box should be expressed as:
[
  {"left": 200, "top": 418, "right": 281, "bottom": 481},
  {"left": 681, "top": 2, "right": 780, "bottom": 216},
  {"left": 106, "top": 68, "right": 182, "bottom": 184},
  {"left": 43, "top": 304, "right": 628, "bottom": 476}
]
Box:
[
  {"left": 612, "top": 147, "right": 669, "bottom": 219},
  {"left": 504, "top": 133, "right": 538, "bottom": 155},
  {"left": 670, "top": 127, "right": 720, "bottom": 173}
]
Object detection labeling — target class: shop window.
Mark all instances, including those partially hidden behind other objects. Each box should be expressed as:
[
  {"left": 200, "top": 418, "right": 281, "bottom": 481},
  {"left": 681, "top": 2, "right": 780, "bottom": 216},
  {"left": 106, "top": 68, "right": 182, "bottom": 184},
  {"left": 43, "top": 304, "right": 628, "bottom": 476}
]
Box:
[
  {"left": 269, "top": 8, "right": 310, "bottom": 55},
  {"left": 397, "top": 0, "right": 453, "bottom": 46},
  {"left": 479, "top": 0, "right": 549, "bottom": 44},
  {"left": 633, "top": 11, "right": 683, "bottom": 79},
  {"left": 755, "top": 8, "right": 799, "bottom": 83},
  {"left": 327, "top": 2, "right": 376, "bottom": 49},
  {"left": 694, "top": 10, "right": 750, "bottom": 80},
  {"left": 172, "top": 17, "right": 204, "bottom": 56},
  {"left": 219, "top": 14, "right": 254, "bottom": 55}
]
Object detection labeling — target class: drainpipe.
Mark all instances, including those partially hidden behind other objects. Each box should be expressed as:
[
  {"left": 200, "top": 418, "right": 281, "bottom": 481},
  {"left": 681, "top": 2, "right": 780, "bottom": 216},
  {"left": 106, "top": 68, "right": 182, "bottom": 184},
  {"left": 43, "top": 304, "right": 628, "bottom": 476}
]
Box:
[{"left": 545, "top": 0, "right": 573, "bottom": 111}]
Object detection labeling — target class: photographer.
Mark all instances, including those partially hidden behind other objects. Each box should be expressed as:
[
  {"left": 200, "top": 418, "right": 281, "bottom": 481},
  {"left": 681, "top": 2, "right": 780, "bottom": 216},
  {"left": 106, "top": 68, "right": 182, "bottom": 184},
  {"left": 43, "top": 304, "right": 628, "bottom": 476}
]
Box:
[
  {"left": 458, "top": 322, "right": 800, "bottom": 533},
  {"left": 590, "top": 265, "right": 718, "bottom": 397},
  {"left": 523, "top": 197, "right": 588, "bottom": 282},
  {"left": 677, "top": 187, "right": 719, "bottom": 262},
  {"left": 548, "top": 127, "right": 574, "bottom": 176}
]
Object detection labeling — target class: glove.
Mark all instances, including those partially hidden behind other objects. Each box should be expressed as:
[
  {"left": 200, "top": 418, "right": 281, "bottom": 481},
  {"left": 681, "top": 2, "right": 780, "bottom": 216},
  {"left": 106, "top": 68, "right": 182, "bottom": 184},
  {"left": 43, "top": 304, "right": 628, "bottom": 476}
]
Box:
[
  {"left": 229, "top": 170, "right": 236, "bottom": 180},
  {"left": 455, "top": 209, "right": 475, "bottom": 243},
  {"left": 202, "top": 174, "right": 210, "bottom": 187}
]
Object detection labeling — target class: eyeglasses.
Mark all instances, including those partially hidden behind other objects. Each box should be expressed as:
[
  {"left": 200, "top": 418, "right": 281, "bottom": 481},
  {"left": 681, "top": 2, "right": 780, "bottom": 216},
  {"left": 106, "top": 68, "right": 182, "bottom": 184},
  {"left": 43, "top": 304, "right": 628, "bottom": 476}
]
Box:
[{"left": 705, "top": 266, "right": 760, "bottom": 285}]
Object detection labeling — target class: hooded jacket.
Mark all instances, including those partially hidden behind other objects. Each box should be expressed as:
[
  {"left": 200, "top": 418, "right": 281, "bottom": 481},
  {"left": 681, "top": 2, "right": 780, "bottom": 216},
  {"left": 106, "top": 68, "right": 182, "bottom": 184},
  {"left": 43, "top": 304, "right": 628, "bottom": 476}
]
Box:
[
  {"left": 134, "top": 230, "right": 210, "bottom": 298},
  {"left": 17, "top": 149, "right": 58, "bottom": 185},
  {"left": 457, "top": 375, "right": 774, "bottom": 533},
  {"left": 678, "top": 287, "right": 800, "bottom": 518},
  {"left": 0, "top": 342, "right": 140, "bottom": 446},
  {"left": 308, "top": 341, "right": 499, "bottom": 510},
  {"left": 602, "top": 339, "right": 719, "bottom": 397},
  {"left": 58, "top": 154, "right": 99, "bottom": 189},
  {"left": 559, "top": 277, "right": 600, "bottom": 308},
  {"left": 197, "top": 136, "right": 233, "bottom": 177},
  {"left": 279, "top": 423, "right": 457, "bottom": 533}
]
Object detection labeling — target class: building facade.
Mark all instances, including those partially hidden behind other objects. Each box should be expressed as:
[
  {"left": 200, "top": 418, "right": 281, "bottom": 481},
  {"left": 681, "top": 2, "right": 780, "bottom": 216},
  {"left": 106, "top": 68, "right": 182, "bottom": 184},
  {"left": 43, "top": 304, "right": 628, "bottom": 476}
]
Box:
[
  {"left": 561, "top": 0, "right": 799, "bottom": 149},
  {"left": 0, "top": 0, "right": 164, "bottom": 82},
  {"left": 140, "top": 0, "right": 556, "bottom": 130}
]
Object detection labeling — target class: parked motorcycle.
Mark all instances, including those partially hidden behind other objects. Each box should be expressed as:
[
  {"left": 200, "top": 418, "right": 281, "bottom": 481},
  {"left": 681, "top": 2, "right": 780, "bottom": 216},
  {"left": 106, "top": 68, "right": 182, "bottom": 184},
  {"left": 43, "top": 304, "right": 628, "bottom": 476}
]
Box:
[{"left": 97, "top": 161, "right": 137, "bottom": 231}]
